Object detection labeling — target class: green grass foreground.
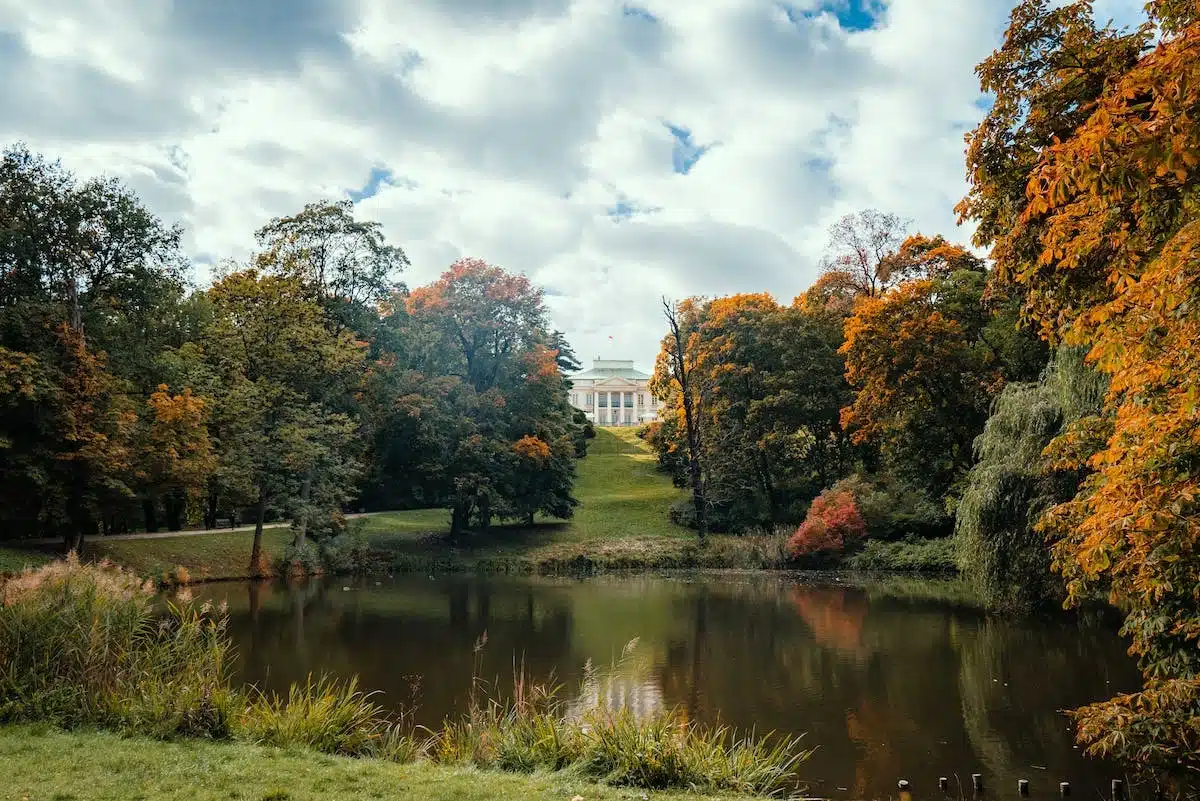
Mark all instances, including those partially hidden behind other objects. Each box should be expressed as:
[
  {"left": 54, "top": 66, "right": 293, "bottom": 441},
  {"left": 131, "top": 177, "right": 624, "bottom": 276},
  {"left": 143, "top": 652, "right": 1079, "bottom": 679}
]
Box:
[
  {"left": 0, "top": 725, "right": 753, "bottom": 801},
  {"left": 0, "top": 546, "right": 50, "bottom": 574}
]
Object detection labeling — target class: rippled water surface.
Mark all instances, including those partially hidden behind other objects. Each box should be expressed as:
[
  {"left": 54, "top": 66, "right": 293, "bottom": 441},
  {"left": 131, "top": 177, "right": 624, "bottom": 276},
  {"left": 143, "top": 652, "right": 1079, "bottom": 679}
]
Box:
[{"left": 192, "top": 573, "right": 1139, "bottom": 799}]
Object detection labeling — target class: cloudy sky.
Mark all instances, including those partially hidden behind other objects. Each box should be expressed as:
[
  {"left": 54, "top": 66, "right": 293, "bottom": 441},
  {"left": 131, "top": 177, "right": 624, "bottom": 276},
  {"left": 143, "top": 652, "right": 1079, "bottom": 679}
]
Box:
[{"left": 0, "top": 0, "right": 1144, "bottom": 370}]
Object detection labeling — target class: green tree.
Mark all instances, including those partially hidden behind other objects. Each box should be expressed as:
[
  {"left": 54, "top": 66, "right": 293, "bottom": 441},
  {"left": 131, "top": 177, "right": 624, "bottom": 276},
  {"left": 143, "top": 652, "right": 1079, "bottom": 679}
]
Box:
[
  {"left": 954, "top": 348, "right": 1106, "bottom": 611},
  {"left": 254, "top": 200, "right": 407, "bottom": 339},
  {"left": 403, "top": 259, "right": 581, "bottom": 535},
  {"left": 204, "top": 268, "right": 364, "bottom": 572}
]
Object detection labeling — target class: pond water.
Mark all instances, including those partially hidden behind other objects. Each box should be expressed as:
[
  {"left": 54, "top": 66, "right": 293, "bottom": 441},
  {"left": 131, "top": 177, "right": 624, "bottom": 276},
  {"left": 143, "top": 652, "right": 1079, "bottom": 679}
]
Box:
[{"left": 191, "top": 573, "right": 1140, "bottom": 800}]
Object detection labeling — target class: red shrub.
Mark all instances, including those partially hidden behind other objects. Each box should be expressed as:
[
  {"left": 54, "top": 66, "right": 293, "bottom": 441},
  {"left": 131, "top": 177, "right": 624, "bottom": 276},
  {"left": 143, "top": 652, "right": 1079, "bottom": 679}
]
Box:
[{"left": 788, "top": 488, "right": 866, "bottom": 558}]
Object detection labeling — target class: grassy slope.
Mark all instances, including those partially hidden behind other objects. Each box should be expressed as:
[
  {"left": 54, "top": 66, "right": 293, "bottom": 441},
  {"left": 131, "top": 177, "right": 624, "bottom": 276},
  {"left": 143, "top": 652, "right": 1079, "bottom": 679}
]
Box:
[
  {"left": 0, "top": 725, "right": 748, "bottom": 801},
  {"left": 2, "top": 428, "right": 790, "bottom": 581}
]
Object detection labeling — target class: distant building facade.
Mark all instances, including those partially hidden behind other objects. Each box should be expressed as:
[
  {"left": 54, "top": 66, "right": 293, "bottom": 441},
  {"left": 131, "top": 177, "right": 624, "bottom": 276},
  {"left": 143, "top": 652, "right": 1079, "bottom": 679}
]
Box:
[{"left": 568, "top": 359, "right": 658, "bottom": 426}]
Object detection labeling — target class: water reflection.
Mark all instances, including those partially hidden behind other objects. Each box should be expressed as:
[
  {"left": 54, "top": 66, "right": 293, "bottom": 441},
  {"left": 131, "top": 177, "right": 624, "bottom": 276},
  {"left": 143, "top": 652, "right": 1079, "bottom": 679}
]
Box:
[{"left": 193, "top": 573, "right": 1139, "bottom": 800}]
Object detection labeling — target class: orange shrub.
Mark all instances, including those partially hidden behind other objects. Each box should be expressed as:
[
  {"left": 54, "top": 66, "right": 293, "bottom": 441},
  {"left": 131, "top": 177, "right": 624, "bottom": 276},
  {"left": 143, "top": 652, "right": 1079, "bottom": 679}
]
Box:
[{"left": 788, "top": 488, "right": 866, "bottom": 558}]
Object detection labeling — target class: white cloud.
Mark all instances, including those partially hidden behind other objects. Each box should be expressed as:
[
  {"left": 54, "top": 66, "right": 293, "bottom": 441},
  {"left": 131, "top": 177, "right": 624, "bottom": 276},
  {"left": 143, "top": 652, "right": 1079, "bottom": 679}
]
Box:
[{"left": 0, "top": 0, "right": 1075, "bottom": 368}]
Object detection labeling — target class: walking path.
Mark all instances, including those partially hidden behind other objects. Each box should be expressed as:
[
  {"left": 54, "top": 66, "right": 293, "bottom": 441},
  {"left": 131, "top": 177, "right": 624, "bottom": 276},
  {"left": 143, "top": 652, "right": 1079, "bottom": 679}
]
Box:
[{"left": 25, "top": 512, "right": 382, "bottom": 546}]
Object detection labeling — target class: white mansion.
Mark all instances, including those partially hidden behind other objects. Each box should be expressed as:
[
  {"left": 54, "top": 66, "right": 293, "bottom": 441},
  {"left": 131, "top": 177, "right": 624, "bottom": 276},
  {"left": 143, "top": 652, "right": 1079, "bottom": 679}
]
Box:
[{"left": 568, "top": 359, "right": 658, "bottom": 426}]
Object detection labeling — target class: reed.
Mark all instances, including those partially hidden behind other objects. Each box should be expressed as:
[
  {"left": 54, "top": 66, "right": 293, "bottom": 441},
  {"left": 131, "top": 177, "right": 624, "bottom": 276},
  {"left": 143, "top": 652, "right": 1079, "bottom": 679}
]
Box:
[
  {"left": 429, "top": 639, "right": 812, "bottom": 796},
  {"left": 0, "top": 554, "right": 235, "bottom": 738}
]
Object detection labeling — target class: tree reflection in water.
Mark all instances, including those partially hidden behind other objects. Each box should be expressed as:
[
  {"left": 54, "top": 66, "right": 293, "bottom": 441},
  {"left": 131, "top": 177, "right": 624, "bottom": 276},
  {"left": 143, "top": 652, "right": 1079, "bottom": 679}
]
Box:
[{"left": 192, "top": 574, "right": 1138, "bottom": 800}]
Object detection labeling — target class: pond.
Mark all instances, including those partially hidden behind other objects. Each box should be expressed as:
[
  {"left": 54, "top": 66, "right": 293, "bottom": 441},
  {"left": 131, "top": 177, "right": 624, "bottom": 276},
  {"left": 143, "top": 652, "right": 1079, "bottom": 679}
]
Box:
[{"left": 190, "top": 573, "right": 1140, "bottom": 800}]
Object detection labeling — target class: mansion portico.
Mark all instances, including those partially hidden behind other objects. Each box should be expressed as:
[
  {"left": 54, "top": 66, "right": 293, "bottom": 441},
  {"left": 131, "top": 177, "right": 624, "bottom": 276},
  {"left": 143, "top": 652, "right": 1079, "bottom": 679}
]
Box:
[{"left": 568, "top": 359, "right": 658, "bottom": 427}]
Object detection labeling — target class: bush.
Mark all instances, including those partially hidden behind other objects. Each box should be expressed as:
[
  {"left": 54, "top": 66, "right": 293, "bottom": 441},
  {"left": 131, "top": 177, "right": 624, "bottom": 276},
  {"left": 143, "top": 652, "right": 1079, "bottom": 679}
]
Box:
[
  {"left": 836, "top": 473, "right": 949, "bottom": 541},
  {"left": 278, "top": 525, "right": 373, "bottom": 577},
  {"left": 787, "top": 487, "right": 865, "bottom": 559},
  {"left": 279, "top": 540, "right": 323, "bottom": 577},
  {"left": 319, "top": 528, "right": 372, "bottom": 573},
  {"left": 667, "top": 499, "right": 735, "bottom": 534},
  {"left": 0, "top": 554, "right": 236, "bottom": 737},
  {"left": 843, "top": 536, "right": 958, "bottom": 572}
]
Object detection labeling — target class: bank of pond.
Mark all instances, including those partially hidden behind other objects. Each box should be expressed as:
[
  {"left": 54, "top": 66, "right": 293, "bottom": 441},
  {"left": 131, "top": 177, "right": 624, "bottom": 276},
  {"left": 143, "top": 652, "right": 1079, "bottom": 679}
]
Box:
[{"left": 0, "top": 557, "right": 1150, "bottom": 801}]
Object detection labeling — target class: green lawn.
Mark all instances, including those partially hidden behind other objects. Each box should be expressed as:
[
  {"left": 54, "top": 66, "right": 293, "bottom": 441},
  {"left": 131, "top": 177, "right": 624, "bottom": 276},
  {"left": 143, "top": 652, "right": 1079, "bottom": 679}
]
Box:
[
  {"left": 3, "top": 428, "right": 791, "bottom": 581},
  {"left": 0, "top": 545, "right": 50, "bottom": 574},
  {"left": 0, "top": 724, "right": 750, "bottom": 801}
]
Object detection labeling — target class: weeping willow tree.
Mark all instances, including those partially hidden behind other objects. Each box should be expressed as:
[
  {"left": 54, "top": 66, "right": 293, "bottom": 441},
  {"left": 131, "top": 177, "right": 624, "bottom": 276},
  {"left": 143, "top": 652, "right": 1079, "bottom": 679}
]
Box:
[{"left": 954, "top": 348, "right": 1107, "bottom": 612}]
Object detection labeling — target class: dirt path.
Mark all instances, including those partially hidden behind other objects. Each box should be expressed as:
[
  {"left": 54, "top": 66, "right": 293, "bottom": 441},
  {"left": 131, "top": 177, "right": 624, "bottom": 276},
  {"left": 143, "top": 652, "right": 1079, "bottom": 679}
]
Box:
[{"left": 25, "top": 512, "right": 382, "bottom": 546}]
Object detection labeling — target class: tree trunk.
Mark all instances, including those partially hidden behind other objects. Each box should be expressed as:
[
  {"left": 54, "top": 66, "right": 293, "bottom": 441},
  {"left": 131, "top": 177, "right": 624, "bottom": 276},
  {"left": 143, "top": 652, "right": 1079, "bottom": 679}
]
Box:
[
  {"left": 293, "top": 470, "right": 313, "bottom": 548},
  {"left": 164, "top": 490, "right": 185, "bottom": 532},
  {"left": 204, "top": 484, "right": 217, "bottom": 529},
  {"left": 142, "top": 497, "right": 159, "bottom": 533},
  {"left": 249, "top": 485, "right": 267, "bottom": 576},
  {"left": 450, "top": 502, "right": 471, "bottom": 538},
  {"left": 65, "top": 464, "right": 92, "bottom": 553},
  {"left": 478, "top": 493, "right": 492, "bottom": 533},
  {"left": 756, "top": 453, "right": 778, "bottom": 522},
  {"left": 663, "top": 297, "right": 708, "bottom": 542}
]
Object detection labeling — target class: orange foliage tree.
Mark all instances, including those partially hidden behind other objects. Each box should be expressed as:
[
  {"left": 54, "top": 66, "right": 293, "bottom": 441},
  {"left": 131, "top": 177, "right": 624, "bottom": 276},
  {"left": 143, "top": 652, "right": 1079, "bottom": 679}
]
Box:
[
  {"left": 839, "top": 273, "right": 997, "bottom": 501},
  {"left": 788, "top": 486, "right": 866, "bottom": 559},
  {"left": 961, "top": 0, "right": 1200, "bottom": 770}
]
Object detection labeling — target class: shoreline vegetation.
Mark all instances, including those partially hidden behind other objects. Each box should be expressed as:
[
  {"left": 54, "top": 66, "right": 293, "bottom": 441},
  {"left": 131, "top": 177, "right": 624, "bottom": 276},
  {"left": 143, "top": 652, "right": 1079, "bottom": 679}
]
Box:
[
  {"left": 0, "top": 429, "right": 958, "bottom": 586},
  {"left": 0, "top": 558, "right": 810, "bottom": 800}
]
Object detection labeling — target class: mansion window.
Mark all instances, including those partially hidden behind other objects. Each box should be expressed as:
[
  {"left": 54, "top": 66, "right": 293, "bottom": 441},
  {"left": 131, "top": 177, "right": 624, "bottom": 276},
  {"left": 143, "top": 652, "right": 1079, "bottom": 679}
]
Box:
[
  {"left": 623, "top": 392, "right": 633, "bottom": 408},
  {"left": 598, "top": 393, "right": 608, "bottom": 408}
]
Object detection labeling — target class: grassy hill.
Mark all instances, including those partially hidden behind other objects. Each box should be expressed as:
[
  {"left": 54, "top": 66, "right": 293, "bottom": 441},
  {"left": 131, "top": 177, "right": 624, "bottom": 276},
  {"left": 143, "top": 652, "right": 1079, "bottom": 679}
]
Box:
[{"left": 2, "top": 428, "right": 788, "bottom": 582}]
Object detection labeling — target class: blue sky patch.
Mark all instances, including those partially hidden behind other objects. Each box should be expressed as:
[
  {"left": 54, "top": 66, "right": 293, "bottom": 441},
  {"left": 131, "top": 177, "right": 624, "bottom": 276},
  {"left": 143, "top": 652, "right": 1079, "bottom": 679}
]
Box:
[
  {"left": 779, "top": 1, "right": 885, "bottom": 33},
  {"left": 621, "top": 5, "right": 658, "bottom": 23},
  {"left": 664, "top": 122, "right": 713, "bottom": 175},
  {"left": 347, "top": 165, "right": 393, "bottom": 202},
  {"left": 607, "top": 195, "right": 660, "bottom": 222}
]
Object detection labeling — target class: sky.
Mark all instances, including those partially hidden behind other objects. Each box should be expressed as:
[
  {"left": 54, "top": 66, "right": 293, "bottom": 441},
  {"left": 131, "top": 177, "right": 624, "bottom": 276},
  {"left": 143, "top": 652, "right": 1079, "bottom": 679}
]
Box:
[{"left": 0, "top": 0, "right": 1146, "bottom": 371}]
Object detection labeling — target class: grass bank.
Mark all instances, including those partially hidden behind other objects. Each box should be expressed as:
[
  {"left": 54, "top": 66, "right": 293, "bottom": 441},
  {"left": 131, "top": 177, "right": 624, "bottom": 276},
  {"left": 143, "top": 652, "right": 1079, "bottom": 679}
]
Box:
[{"left": 0, "top": 724, "right": 755, "bottom": 801}]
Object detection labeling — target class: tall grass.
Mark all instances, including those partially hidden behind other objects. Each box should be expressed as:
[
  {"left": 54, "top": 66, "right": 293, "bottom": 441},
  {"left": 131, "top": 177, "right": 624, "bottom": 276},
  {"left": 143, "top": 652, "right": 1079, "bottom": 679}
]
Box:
[
  {"left": 431, "top": 639, "right": 812, "bottom": 796},
  {"left": 1, "top": 557, "right": 810, "bottom": 794},
  {"left": 0, "top": 554, "right": 236, "bottom": 737}
]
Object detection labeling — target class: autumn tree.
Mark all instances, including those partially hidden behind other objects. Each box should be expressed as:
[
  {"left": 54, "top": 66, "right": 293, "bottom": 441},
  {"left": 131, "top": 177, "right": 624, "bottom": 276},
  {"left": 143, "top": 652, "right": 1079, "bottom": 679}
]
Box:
[
  {"left": 402, "top": 259, "right": 581, "bottom": 535},
  {"left": 653, "top": 297, "right": 708, "bottom": 540},
  {"left": 133, "top": 385, "right": 216, "bottom": 532},
  {"left": 839, "top": 268, "right": 995, "bottom": 505},
  {"left": 407, "top": 259, "right": 546, "bottom": 393},
  {"left": 816, "top": 210, "right": 910, "bottom": 299},
  {"left": 959, "top": 0, "right": 1200, "bottom": 770},
  {"left": 0, "top": 145, "right": 186, "bottom": 545}
]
